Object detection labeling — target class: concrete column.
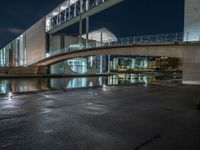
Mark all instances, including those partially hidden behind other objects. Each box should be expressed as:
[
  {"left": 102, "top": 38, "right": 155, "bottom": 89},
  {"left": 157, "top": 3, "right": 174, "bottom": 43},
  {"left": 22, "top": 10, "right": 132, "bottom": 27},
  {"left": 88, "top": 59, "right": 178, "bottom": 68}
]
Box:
[
  {"left": 100, "top": 55, "right": 103, "bottom": 73},
  {"left": 184, "top": 0, "right": 200, "bottom": 41},
  {"left": 74, "top": 3, "right": 77, "bottom": 17},
  {"left": 86, "top": 16, "right": 89, "bottom": 48},
  {"left": 68, "top": 7, "right": 71, "bottom": 20},
  {"left": 100, "top": 32, "right": 103, "bottom": 46},
  {"left": 86, "top": 16, "right": 89, "bottom": 41},
  {"left": 107, "top": 55, "right": 111, "bottom": 74},
  {"left": 64, "top": 9, "right": 67, "bottom": 22},
  {"left": 79, "top": 15, "right": 82, "bottom": 38},
  {"left": 183, "top": 46, "right": 200, "bottom": 85}
]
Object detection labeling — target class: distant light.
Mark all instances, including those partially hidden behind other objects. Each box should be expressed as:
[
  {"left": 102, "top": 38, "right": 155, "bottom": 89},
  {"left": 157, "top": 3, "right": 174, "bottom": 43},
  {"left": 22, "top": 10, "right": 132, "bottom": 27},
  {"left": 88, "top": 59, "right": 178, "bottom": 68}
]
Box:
[
  {"left": 70, "top": 0, "right": 79, "bottom": 5},
  {"left": 46, "top": 53, "right": 50, "bottom": 57},
  {"left": 102, "top": 84, "right": 108, "bottom": 92},
  {"left": 52, "top": 11, "right": 59, "bottom": 16}
]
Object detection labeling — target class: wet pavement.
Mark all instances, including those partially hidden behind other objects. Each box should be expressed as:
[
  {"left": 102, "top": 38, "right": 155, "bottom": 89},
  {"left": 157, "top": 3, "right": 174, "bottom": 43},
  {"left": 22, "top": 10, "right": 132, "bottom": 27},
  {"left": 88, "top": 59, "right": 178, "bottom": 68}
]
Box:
[{"left": 0, "top": 82, "right": 200, "bottom": 150}]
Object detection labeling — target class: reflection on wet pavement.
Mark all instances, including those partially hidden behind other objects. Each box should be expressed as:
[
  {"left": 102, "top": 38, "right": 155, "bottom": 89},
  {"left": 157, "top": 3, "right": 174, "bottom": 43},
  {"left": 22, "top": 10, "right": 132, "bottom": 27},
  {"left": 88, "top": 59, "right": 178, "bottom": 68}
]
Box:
[
  {"left": 0, "top": 81, "right": 199, "bottom": 150},
  {"left": 0, "top": 73, "right": 181, "bottom": 94}
]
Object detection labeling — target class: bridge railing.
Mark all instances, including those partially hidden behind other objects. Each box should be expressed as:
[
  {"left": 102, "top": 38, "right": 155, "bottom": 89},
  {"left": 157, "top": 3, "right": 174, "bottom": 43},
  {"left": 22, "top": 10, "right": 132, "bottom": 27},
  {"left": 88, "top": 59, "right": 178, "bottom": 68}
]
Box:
[
  {"left": 104, "top": 33, "right": 184, "bottom": 46},
  {"left": 106, "top": 32, "right": 200, "bottom": 46},
  {"left": 26, "top": 32, "right": 200, "bottom": 66}
]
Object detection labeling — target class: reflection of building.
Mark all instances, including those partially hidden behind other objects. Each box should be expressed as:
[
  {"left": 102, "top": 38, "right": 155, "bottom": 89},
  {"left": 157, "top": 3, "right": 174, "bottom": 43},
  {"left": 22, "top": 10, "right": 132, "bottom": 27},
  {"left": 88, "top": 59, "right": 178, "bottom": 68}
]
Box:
[
  {"left": 50, "top": 77, "right": 103, "bottom": 89},
  {"left": 0, "top": 79, "right": 49, "bottom": 94},
  {"left": 0, "top": 80, "right": 8, "bottom": 94},
  {"left": 108, "top": 74, "right": 157, "bottom": 85}
]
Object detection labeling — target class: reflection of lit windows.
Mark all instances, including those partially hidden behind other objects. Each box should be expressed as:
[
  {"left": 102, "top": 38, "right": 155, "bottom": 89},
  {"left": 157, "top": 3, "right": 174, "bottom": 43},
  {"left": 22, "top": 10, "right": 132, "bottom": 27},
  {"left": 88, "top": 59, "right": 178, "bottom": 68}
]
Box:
[
  {"left": 0, "top": 80, "right": 8, "bottom": 94},
  {"left": 1, "top": 86, "right": 6, "bottom": 94},
  {"left": 67, "top": 78, "right": 88, "bottom": 88}
]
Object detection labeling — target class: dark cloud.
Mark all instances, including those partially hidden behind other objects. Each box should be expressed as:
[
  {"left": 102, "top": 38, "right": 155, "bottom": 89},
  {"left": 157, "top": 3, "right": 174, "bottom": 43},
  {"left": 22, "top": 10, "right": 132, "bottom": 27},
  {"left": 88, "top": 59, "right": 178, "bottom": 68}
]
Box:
[
  {"left": 0, "top": 27, "right": 21, "bottom": 34},
  {"left": 6, "top": 27, "right": 24, "bottom": 34}
]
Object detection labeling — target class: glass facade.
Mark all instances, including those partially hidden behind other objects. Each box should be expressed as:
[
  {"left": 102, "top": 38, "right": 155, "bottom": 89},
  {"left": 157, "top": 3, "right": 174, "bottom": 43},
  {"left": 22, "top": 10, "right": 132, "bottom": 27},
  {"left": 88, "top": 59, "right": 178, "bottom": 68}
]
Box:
[
  {"left": 110, "top": 56, "right": 151, "bottom": 72},
  {"left": 50, "top": 55, "right": 107, "bottom": 74},
  {"left": 0, "top": 34, "right": 26, "bottom": 67},
  {"left": 110, "top": 56, "right": 182, "bottom": 72},
  {"left": 0, "top": 48, "right": 6, "bottom": 66},
  {"left": 67, "top": 57, "right": 92, "bottom": 74}
]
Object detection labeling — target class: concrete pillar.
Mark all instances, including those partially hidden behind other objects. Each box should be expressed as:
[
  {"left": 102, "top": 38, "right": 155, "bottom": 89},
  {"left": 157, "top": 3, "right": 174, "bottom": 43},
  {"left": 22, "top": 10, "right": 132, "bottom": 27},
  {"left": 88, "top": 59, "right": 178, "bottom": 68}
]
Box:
[
  {"left": 100, "top": 32, "right": 103, "bottom": 46},
  {"left": 107, "top": 55, "right": 111, "bottom": 74},
  {"left": 86, "top": 16, "right": 89, "bottom": 48},
  {"left": 183, "top": 46, "right": 200, "bottom": 85},
  {"left": 74, "top": 3, "right": 77, "bottom": 17},
  {"left": 79, "top": 15, "right": 82, "bottom": 38},
  {"left": 184, "top": 0, "right": 200, "bottom": 41},
  {"left": 100, "top": 55, "right": 103, "bottom": 73},
  {"left": 86, "top": 16, "right": 89, "bottom": 41}
]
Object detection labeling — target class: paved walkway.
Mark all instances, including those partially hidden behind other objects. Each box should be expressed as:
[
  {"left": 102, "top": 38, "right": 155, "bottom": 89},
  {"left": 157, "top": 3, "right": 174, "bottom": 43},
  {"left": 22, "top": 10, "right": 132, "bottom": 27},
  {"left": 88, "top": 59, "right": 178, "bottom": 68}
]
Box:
[{"left": 0, "top": 84, "right": 200, "bottom": 150}]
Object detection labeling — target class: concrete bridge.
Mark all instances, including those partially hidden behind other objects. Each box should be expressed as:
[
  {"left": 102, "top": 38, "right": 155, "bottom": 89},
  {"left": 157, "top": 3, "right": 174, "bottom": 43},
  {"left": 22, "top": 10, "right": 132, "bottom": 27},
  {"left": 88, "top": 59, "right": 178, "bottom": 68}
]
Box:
[{"left": 30, "top": 41, "right": 200, "bottom": 85}]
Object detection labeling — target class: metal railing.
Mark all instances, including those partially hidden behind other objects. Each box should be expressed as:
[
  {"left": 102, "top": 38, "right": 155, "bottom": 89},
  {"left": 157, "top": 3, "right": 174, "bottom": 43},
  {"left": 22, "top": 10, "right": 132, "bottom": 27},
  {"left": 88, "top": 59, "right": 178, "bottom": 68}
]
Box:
[{"left": 25, "top": 32, "right": 200, "bottom": 66}]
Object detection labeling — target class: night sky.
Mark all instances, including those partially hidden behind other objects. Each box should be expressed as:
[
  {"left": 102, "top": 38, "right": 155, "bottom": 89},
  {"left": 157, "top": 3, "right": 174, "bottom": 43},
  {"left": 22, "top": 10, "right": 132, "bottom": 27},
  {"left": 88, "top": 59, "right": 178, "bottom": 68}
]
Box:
[{"left": 0, "top": 0, "right": 184, "bottom": 48}]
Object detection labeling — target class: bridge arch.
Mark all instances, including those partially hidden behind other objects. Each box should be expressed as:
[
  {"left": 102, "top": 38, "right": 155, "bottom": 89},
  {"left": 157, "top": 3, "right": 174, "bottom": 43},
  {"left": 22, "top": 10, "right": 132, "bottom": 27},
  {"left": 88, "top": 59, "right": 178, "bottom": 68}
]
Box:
[
  {"left": 33, "top": 43, "right": 185, "bottom": 66},
  {"left": 32, "top": 42, "right": 200, "bottom": 85}
]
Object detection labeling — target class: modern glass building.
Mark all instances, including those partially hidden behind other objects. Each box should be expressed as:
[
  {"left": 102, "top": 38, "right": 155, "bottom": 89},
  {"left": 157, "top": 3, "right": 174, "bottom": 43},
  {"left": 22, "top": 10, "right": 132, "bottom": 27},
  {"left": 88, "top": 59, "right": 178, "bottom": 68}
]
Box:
[{"left": 0, "top": 0, "right": 121, "bottom": 69}]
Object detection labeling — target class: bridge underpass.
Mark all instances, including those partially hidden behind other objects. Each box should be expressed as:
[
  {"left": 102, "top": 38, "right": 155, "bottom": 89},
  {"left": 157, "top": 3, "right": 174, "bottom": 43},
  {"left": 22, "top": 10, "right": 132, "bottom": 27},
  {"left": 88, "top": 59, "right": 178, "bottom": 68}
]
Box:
[{"left": 31, "top": 42, "right": 200, "bottom": 85}]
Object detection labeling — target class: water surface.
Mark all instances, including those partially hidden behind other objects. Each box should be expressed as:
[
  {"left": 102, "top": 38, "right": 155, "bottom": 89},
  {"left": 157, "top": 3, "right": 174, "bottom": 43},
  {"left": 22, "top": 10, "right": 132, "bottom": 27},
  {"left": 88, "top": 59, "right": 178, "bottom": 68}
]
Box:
[{"left": 0, "top": 73, "right": 181, "bottom": 94}]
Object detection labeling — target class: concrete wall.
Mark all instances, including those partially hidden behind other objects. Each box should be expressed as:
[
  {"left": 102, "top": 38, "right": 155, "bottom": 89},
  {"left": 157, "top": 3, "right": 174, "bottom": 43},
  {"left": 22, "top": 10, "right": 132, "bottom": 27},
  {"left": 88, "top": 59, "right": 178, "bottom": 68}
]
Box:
[
  {"left": 49, "top": 35, "right": 79, "bottom": 52},
  {"left": 64, "top": 36, "right": 79, "bottom": 48},
  {"left": 183, "top": 0, "right": 200, "bottom": 85},
  {"left": 184, "top": 0, "right": 200, "bottom": 41},
  {"left": 25, "top": 18, "right": 46, "bottom": 65},
  {"left": 50, "top": 35, "right": 62, "bottom": 52}
]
